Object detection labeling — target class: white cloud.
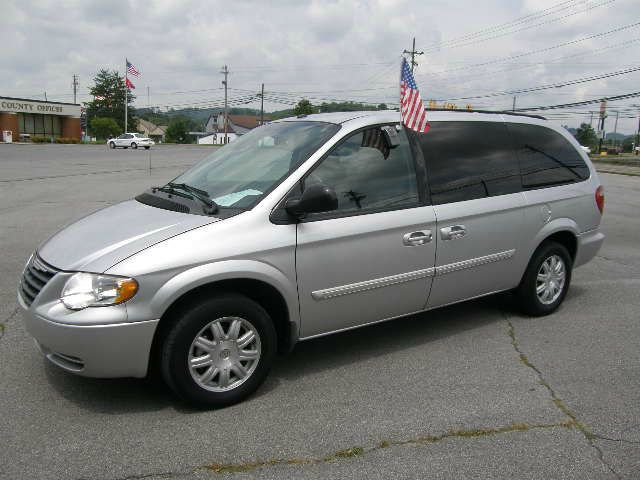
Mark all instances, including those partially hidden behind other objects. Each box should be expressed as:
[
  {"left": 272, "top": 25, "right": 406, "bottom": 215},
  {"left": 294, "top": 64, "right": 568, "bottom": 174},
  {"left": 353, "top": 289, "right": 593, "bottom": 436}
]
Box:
[{"left": 1, "top": 0, "right": 638, "bottom": 132}]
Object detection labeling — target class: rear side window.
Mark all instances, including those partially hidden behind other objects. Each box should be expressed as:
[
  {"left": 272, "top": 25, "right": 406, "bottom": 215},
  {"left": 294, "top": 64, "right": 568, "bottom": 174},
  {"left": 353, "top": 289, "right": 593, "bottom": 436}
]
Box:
[
  {"left": 416, "top": 121, "right": 520, "bottom": 205},
  {"left": 508, "top": 123, "right": 589, "bottom": 189}
]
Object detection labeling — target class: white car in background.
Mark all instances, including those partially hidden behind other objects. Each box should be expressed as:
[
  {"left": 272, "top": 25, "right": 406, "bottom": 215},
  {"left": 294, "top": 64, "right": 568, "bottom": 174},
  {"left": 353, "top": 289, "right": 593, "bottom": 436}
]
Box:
[
  {"left": 109, "top": 133, "right": 155, "bottom": 150},
  {"left": 580, "top": 145, "right": 591, "bottom": 154}
]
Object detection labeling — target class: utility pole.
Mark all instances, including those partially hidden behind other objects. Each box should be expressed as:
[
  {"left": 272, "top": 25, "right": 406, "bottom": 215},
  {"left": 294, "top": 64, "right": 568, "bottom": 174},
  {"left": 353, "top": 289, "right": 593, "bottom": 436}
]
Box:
[
  {"left": 597, "top": 100, "right": 607, "bottom": 154},
  {"left": 403, "top": 37, "right": 424, "bottom": 73},
  {"left": 221, "top": 65, "right": 229, "bottom": 144},
  {"left": 635, "top": 113, "right": 640, "bottom": 155},
  {"left": 589, "top": 111, "right": 594, "bottom": 127},
  {"left": 72, "top": 74, "right": 79, "bottom": 104},
  {"left": 125, "top": 59, "right": 128, "bottom": 134},
  {"left": 44, "top": 91, "right": 47, "bottom": 102},
  {"left": 512, "top": 96, "right": 516, "bottom": 112},
  {"left": 260, "top": 83, "right": 264, "bottom": 125},
  {"left": 612, "top": 110, "right": 619, "bottom": 148},
  {"left": 147, "top": 86, "right": 150, "bottom": 108}
]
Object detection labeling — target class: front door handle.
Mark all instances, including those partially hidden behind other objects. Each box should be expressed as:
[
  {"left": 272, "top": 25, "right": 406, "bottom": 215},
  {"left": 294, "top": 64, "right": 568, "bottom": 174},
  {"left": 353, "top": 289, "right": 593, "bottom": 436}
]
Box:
[
  {"left": 403, "top": 230, "right": 432, "bottom": 246},
  {"left": 440, "top": 225, "right": 467, "bottom": 240}
]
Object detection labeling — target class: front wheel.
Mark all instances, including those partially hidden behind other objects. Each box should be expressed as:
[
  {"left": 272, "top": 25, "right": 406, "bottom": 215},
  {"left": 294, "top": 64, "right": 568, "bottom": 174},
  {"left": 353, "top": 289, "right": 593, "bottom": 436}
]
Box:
[
  {"left": 131, "top": 142, "right": 138, "bottom": 149},
  {"left": 109, "top": 142, "right": 115, "bottom": 149},
  {"left": 515, "top": 241, "right": 572, "bottom": 316},
  {"left": 160, "top": 294, "right": 276, "bottom": 407}
]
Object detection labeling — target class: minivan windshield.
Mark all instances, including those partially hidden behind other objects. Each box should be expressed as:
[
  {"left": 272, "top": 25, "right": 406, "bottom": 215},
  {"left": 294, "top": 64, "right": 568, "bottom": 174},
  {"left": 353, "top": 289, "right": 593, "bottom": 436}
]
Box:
[{"left": 170, "top": 121, "right": 340, "bottom": 209}]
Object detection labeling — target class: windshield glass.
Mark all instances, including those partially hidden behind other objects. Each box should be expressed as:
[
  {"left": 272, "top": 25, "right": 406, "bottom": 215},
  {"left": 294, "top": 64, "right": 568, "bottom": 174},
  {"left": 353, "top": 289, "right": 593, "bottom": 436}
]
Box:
[{"left": 171, "top": 121, "right": 340, "bottom": 209}]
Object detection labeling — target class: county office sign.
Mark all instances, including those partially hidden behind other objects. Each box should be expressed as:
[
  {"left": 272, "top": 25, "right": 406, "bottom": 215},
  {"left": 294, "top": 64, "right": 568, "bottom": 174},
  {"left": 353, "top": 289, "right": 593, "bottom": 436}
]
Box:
[{"left": 0, "top": 98, "right": 80, "bottom": 117}]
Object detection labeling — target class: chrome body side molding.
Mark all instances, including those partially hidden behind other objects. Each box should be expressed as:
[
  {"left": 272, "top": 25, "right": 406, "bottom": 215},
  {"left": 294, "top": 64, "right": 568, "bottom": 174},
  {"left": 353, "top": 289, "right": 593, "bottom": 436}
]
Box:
[
  {"left": 311, "top": 267, "right": 435, "bottom": 301},
  {"left": 435, "top": 249, "right": 516, "bottom": 276},
  {"left": 311, "top": 249, "right": 516, "bottom": 301}
]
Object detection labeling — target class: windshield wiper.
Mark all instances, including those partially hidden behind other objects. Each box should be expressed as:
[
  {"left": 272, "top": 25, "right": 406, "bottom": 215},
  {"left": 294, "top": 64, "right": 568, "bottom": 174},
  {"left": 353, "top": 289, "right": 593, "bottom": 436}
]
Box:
[
  {"left": 153, "top": 182, "right": 219, "bottom": 214},
  {"left": 168, "top": 182, "right": 219, "bottom": 214}
]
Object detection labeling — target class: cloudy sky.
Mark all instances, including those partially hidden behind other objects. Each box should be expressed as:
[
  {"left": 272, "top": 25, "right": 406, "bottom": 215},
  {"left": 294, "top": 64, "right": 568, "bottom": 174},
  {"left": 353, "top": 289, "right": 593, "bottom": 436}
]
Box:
[{"left": 1, "top": 0, "right": 639, "bottom": 132}]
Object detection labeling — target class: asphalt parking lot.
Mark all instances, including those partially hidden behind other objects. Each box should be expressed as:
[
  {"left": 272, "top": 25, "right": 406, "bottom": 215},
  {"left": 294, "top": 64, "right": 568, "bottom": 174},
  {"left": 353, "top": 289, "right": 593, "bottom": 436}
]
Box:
[{"left": 0, "top": 144, "right": 638, "bottom": 480}]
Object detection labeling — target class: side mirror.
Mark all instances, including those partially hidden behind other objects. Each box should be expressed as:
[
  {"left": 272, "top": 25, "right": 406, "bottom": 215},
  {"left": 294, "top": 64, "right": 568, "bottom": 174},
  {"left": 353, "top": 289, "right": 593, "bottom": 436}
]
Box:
[{"left": 285, "top": 184, "right": 338, "bottom": 217}]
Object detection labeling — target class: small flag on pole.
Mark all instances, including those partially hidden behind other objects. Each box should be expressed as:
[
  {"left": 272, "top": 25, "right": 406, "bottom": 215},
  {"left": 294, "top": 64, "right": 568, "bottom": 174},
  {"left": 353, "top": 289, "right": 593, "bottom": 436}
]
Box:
[
  {"left": 126, "top": 59, "right": 141, "bottom": 77},
  {"left": 400, "top": 58, "right": 430, "bottom": 133},
  {"left": 125, "top": 77, "right": 136, "bottom": 90}
]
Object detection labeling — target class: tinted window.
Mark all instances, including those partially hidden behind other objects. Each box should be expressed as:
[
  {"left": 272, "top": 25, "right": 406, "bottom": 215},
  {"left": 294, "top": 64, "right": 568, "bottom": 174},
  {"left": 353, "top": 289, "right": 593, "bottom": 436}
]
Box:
[
  {"left": 416, "top": 121, "right": 520, "bottom": 205},
  {"left": 305, "top": 126, "right": 419, "bottom": 215},
  {"left": 508, "top": 123, "right": 589, "bottom": 188}
]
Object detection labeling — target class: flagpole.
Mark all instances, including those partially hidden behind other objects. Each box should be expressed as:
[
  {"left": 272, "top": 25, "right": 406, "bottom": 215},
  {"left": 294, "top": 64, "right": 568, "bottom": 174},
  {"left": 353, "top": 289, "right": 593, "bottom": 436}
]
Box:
[
  {"left": 399, "top": 55, "right": 404, "bottom": 124},
  {"left": 124, "top": 58, "right": 128, "bottom": 133}
]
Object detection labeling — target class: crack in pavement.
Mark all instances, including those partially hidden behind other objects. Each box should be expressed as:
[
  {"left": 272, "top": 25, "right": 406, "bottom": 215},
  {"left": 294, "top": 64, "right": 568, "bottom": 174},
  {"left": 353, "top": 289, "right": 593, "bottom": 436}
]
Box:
[
  {"left": 96, "top": 421, "right": 578, "bottom": 479},
  {"left": 506, "top": 317, "right": 622, "bottom": 479},
  {"left": 0, "top": 306, "right": 18, "bottom": 342},
  {"left": 199, "top": 421, "right": 575, "bottom": 475},
  {"left": 97, "top": 470, "right": 194, "bottom": 480}
]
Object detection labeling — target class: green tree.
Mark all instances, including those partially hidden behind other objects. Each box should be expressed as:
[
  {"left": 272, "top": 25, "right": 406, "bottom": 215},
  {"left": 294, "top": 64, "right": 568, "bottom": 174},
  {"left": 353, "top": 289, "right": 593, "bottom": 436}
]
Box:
[
  {"left": 293, "top": 99, "right": 314, "bottom": 115},
  {"left": 85, "top": 69, "right": 137, "bottom": 135},
  {"left": 90, "top": 117, "right": 120, "bottom": 140},
  {"left": 377, "top": 103, "right": 388, "bottom": 110},
  {"left": 622, "top": 135, "right": 635, "bottom": 153},
  {"left": 165, "top": 118, "right": 190, "bottom": 143},
  {"left": 575, "top": 123, "right": 597, "bottom": 148}
]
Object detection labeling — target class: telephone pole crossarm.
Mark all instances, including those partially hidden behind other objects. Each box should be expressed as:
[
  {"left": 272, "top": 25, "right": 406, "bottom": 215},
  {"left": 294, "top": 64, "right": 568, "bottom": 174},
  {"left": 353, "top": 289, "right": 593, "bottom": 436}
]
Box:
[{"left": 403, "top": 37, "right": 424, "bottom": 73}]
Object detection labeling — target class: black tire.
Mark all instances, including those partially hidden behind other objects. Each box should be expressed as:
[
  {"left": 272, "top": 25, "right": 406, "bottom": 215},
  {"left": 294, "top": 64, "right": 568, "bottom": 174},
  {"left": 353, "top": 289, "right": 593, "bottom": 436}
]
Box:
[
  {"left": 109, "top": 142, "right": 115, "bottom": 149},
  {"left": 144, "top": 146, "right": 150, "bottom": 150},
  {"left": 515, "top": 241, "right": 573, "bottom": 317},
  {"left": 160, "top": 293, "right": 277, "bottom": 407},
  {"left": 131, "top": 142, "right": 138, "bottom": 149}
]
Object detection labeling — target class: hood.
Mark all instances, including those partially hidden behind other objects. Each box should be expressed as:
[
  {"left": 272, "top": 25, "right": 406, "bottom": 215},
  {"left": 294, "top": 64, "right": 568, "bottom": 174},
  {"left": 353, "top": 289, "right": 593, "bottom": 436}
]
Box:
[{"left": 38, "top": 200, "right": 219, "bottom": 272}]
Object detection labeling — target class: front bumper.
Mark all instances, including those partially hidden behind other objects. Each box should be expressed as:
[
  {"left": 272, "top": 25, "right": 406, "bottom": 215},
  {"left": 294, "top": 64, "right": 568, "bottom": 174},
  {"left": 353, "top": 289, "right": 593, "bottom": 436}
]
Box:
[{"left": 18, "top": 293, "right": 158, "bottom": 378}]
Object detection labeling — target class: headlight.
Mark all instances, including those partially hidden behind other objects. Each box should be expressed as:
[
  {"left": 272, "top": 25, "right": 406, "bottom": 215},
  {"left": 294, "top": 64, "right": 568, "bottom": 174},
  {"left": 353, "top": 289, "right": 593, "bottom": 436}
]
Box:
[{"left": 61, "top": 272, "right": 138, "bottom": 310}]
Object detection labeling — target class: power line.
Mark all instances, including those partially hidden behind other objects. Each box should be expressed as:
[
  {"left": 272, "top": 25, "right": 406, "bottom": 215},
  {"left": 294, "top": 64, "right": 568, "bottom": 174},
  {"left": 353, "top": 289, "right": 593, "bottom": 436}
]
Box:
[
  {"left": 422, "top": 0, "right": 586, "bottom": 51},
  {"left": 417, "top": 20, "right": 640, "bottom": 78},
  {"left": 515, "top": 91, "right": 640, "bottom": 111},
  {"left": 433, "top": 65, "right": 640, "bottom": 102},
  {"left": 422, "top": 0, "right": 616, "bottom": 54}
]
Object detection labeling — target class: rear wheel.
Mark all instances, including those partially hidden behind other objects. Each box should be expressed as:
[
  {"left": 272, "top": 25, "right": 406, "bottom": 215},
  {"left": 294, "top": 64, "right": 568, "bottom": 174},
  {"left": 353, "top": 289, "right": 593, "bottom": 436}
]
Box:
[
  {"left": 144, "top": 146, "right": 150, "bottom": 150},
  {"left": 160, "top": 294, "right": 276, "bottom": 407},
  {"left": 516, "top": 241, "right": 572, "bottom": 316}
]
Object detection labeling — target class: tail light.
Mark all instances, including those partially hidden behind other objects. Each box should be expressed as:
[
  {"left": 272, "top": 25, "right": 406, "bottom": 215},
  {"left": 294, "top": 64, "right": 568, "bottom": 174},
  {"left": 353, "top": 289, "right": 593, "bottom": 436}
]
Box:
[{"left": 595, "top": 185, "right": 604, "bottom": 214}]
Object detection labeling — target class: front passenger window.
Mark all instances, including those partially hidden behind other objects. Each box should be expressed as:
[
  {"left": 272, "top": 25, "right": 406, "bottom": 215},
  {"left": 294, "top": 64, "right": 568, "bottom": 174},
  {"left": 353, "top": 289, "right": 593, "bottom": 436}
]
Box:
[{"left": 305, "top": 126, "right": 419, "bottom": 215}]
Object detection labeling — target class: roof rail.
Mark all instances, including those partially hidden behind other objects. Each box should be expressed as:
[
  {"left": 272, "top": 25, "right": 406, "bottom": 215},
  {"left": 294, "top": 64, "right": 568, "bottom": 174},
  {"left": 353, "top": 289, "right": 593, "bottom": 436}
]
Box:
[{"left": 424, "top": 108, "right": 546, "bottom": 120}]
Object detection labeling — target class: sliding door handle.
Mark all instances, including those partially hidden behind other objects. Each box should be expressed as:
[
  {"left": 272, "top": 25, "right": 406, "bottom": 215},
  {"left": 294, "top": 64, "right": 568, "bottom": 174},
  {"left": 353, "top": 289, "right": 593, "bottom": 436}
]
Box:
[
  {"left": 440, "top": 225, "right": 467, "bottom": 240},
  {"left": 403, "top": 230, "right": 432, "bottom": 246}
]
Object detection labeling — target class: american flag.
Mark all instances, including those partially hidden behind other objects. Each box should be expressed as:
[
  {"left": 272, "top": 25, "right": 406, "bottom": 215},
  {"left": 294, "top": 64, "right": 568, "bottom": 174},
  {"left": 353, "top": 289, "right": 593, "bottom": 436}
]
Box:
[
  {"left": 361, "top": 128, "right": 390, "bottom": 159},
  {"left": 126, "top": 59, "right": 140, "bottom": 77},
  {"left": 400, "top": 58, "right": 430, "bottom": 133}
]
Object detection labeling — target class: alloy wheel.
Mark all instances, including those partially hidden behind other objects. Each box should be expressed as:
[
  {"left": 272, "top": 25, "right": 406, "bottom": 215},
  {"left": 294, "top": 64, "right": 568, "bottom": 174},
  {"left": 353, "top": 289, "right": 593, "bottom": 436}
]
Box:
[
  {"left": 536, "top": 254, "right": 566, "bottom": 305},
  {"left": 187, "top": 316, "right": 261, "bottom": 392}
]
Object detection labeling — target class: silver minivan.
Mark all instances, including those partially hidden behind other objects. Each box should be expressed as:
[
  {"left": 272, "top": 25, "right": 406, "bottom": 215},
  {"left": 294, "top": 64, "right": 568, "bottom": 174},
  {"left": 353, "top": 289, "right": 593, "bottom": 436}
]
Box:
[{"left": 18, "top": 110, "right": 605, "bottom": 406}]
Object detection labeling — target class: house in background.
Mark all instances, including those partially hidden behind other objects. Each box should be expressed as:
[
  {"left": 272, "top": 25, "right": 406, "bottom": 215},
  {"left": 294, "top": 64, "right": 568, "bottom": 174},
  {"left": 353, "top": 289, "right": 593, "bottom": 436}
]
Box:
[
  {"left": 199, "top": 113, "right": 267, "bottom": 145},
  {"left": 138, "top": 118, "right": 168, "bottom": 143}
]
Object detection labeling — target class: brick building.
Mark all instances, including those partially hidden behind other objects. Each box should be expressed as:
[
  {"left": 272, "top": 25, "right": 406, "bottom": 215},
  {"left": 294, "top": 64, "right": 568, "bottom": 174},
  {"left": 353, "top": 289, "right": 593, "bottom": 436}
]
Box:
[{"left": 0, "top": 96, "right": 81, "bottom": 142}]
